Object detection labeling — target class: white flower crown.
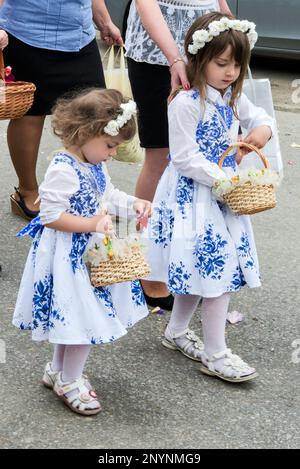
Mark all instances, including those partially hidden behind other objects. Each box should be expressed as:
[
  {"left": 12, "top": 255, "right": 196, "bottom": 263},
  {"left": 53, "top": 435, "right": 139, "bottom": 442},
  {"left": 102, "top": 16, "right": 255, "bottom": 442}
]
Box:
[
  {"left": 188, "top": 18, "right": 258, "bottom": 55},
  {"left": 104, "top": 99, "right": 137, "bottom": 137}
]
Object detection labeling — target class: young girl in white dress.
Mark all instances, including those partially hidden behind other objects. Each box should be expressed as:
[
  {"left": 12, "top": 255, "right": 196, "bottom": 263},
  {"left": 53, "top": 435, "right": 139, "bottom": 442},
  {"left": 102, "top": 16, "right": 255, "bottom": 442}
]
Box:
[
  {"left": 13, "top": 89, "right": 152, "bottom": 415},
  {"left": 145, "top": 12, "right": 275, "bottom": 382}
]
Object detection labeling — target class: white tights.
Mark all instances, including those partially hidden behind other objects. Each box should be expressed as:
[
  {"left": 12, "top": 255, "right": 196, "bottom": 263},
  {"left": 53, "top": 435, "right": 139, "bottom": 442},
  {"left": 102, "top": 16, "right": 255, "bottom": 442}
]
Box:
[
  {"left": 51, "top": 344, "right": 92, "bottom": 382},
  {"left": 166, "top": 293, "right": 230, "bottom": 356}
]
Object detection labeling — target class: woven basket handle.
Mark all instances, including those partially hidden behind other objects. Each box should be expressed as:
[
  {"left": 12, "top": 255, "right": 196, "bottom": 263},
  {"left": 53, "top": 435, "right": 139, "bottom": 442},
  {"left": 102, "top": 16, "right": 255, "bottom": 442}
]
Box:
[
  {"left": 0, "top": 49, "right": 5, "bottom": 82},
  {"left": 219, "top": 142, "right": 270, "bottom": 168},
  {"left": 218, "top": 142, "right": 270, "bottom": 169}
]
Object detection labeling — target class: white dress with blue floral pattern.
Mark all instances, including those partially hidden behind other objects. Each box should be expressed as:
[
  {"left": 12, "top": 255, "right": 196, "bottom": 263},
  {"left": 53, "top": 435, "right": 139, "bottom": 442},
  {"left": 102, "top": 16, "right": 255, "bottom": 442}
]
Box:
[
  {"left": 144, "top": 86, "right": 274, "bottom": 297},
  {"left": 13, "top": 152, "right": 149, "bottom": 344}
]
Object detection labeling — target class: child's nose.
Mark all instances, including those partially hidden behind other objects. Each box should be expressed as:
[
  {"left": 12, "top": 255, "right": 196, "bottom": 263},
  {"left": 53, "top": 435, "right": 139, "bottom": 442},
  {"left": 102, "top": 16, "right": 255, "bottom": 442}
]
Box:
[{"left": 226, "top": 65, "right": 235, "bottom": 76}]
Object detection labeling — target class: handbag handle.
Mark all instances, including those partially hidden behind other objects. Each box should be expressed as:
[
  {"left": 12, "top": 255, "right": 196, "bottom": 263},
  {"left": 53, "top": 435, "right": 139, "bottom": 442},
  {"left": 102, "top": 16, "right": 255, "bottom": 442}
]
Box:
[
  {"left": 0, "top": 49, "right": 5, "bottom": 81},
  {"left": 105, "top": 45, "right": 124, "bottom": 72},
  {"left": 246, "top": 65, "right": 257, "bottom": 105},
  {"left": 218, "top": 142, "right": 270, "bottom": 169}
]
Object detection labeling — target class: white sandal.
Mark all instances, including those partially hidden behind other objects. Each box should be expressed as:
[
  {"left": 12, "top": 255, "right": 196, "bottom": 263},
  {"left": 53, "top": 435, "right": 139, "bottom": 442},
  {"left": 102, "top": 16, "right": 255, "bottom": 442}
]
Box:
[
  {"left": 42, "top": 362, "right": 59, "bottom": 389},
  {"left": 162, "top": 328, "right": 204, "bottom": 362},
  {"left": 54, "top": 372, "right": 102, "bottom": 416},
  {"left": 199, "top": 348, "right": 258, "bottom": 383}
]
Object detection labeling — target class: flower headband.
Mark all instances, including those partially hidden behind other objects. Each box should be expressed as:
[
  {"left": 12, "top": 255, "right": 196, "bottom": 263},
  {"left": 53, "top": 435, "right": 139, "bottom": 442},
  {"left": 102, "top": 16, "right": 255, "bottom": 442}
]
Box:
[
  {"left": 188, "top": 18, "right": 258, "bottom": 55},
  {"left": 104, "top": 99, "right": 137, "bottom": 137}
]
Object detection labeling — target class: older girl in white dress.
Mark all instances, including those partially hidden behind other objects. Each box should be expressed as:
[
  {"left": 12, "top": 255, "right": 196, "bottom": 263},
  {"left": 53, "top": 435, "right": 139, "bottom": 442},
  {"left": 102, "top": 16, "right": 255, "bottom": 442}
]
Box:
[
  {"left": 13, "top": 89, "right": 151, "bottom": 415},
  {"left": 145, "top": 12, "right": 275, "bottom": 382}
]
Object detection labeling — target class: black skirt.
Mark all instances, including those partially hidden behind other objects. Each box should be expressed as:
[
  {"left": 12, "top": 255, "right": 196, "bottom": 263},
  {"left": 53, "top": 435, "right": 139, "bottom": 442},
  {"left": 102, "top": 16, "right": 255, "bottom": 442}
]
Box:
[
  {"left": 3, "top": 33, "right": 106, "bottom": 116},
  {"left": 127, "top": 58, "right": 171, "bottom": 149}
]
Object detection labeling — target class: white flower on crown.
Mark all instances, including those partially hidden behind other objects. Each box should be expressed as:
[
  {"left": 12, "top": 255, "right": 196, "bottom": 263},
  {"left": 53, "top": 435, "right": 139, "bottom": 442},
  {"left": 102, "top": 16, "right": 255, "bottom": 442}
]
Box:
[
  {"left": 188, "top": 18, "right": 258, "bottom": 55},
  {"left": 104, "top": 99, "right": 137, "bottom": 137},
  {"left": 193, "top": 30, "right": 209, "bottom": 43},
  {"left": 104, "top": 120, "right": 119, "bottom": 136}
]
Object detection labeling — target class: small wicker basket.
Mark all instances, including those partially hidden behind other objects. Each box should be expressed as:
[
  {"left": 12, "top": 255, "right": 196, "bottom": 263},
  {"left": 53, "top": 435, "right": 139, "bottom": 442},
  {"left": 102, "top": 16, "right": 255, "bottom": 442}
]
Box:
[
  {"left": 218, "top": 142, "right": 277, "bottom": 215},
  {"left": 0, "top": 50, "right": 36, "bottom": 120},
  {"left": 89, "top": 236, "right": 151, "bottom": 287}
]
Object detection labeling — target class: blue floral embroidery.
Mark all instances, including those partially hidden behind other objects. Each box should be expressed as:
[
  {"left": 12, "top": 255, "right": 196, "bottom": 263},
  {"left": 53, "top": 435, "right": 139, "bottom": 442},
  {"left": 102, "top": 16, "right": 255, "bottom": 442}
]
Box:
[
  {"left": 90, "top": 164, "right": 106, "bottom": 194},
  {"left": 227, "top": 266, "right": 246, "bottom": 291},
  {"left": 19, "top": 322, "right": 32, "bottom": 330},
  {"left": 90, "top": 335, "right": 116, "bottom": 344},
  {"left": 70, "top": 233, "right": 91, "bottom": 273},
  {"left": 32, "top": 230, "right": 43, "bottom": 267},
  {"left": 17, "top": 215, "right": 43, "bottom": 239},
  {"left": 131, "top": 280, "right": 145, "bottom": 306},
  {"left": 168, "top": 261, "right": 192, "bottom": 294},
  {"left": 237, "top": 232, "right": 256, "bottom": 270},
  {"left": 31, "top": 273, "right": 65, "bottom": 331},
  {"left": 151, "top": 201, "right": 174, "bottom": 248},
  {"left": 176, "top": 176, "right": 194, "bottom": 218},
  {"left": 52, "top": 154, "right": 106, "bottom": 272},
  {"left": 196, "top": 110, "right": 236, "bottom": 168},
  {"left": 193, "top": 224, "right": 229, "bottom": 280},
  {"left": 90, "top": 336, "right": 104, "bottom": 345},
  {"left": 215, "top": 103, "right": 233, "bottom": 130},
  {"left": 191, "top": 90, "right": 200, "bottom": 100},
  {"left": 53, "top": 153, "right": 103, "bottom": 217},
  {"left": 94, "top": 287, "right": 117, "bottom": 318}
]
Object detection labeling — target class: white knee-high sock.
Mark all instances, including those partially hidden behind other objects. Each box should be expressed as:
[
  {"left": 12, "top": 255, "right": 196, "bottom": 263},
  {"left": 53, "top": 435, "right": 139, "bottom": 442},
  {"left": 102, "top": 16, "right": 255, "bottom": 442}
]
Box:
[
  {"left": 51, "top": 344, "right": 66, "bottom": 372},
  {"left": 201, "top": 293, "right": 230, "bottom": 356},
  {"left": 166, "top": 294, "right": 201, "bottom": 337},
  {"left": 62, "top": 345, "right": 92, "bottom": 383}
]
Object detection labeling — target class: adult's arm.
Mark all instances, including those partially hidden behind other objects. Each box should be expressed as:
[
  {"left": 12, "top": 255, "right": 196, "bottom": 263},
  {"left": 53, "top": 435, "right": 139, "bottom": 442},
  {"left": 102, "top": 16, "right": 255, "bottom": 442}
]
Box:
[
  {"left": 92, "top": 0, "right": 123, "bottom": 46},
  {"left": 135, "top": 0, "right": 189, "bottom": 90},
  {"left": 218, "top": 0, "right": 232, "bottom": 15}
]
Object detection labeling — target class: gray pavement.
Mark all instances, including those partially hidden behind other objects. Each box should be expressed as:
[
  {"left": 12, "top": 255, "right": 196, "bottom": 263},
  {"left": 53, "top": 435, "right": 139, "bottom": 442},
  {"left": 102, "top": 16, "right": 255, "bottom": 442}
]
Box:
[{"left": 0, "top": 103, "right": 300, "bottom": 448}]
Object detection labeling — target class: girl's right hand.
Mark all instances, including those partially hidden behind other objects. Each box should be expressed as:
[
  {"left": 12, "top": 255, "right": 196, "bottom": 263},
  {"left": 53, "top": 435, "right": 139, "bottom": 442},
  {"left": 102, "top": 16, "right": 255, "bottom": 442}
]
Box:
[
  {"left": 94, "top": 211, "right": 113, "bottom": 235},
  {"left": 170, "top": 60, "right": 190, "bottom": 92},
  {"left": 0, "top": 30, "right": 8, "bottom": 49}
]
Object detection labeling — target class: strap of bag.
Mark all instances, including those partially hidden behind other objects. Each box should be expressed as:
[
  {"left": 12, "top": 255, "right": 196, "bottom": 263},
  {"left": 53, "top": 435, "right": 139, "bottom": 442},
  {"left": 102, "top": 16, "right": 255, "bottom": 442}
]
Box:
[{"left": 246, "top": 65, "right": 257, "bottom": 105}]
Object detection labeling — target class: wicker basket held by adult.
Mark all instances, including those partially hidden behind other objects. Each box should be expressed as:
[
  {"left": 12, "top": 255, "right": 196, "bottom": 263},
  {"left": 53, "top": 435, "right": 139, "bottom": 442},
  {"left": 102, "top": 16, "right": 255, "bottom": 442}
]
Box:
[
  {"left": 89, "top": 235, "right": 151, "bottom": 287},
  {"left": 0, "top": 50, "right": 36, "bottom": 119},
  {"left": 217, "top": 142, "right": 277, "bottom": 215}
]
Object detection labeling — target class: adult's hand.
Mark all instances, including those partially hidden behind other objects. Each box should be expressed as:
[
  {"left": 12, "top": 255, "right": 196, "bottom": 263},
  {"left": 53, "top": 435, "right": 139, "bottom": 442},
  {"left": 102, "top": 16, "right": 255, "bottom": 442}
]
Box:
[
  {"left": 170, "top": 60, "right": 190, "bottom": 92},
  {"left": 0, "top": 30, "right": 8, "bottom": 49},
  {"left": 100, "top": 20, "right": 123, "bottom": 46}
]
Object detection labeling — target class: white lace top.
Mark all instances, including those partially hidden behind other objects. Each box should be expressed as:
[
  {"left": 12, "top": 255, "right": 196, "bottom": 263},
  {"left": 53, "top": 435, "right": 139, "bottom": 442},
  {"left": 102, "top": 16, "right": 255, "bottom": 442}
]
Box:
[{"left": 125, "top": 0, "right": 220, "bottom": 66}]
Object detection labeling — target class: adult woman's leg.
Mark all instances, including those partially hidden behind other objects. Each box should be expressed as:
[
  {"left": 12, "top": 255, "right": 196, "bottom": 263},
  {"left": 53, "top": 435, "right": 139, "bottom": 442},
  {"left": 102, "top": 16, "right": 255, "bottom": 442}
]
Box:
[
  {"left": 8, "top": 115, "right": 45, "bottom": 212},
  {"left": 135, "top": 147, "right": 169, "bottom": 204}
]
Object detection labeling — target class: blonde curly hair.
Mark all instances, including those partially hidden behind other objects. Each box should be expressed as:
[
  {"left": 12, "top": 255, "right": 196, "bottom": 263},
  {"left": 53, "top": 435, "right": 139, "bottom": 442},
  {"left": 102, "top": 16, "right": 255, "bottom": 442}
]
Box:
[{"left": 52, "top": 88, "right": 136, "bottom": 147}]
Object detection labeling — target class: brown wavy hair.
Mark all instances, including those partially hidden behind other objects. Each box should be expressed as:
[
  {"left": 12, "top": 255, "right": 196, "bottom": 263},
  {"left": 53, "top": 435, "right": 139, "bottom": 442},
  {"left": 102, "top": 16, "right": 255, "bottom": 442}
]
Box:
[
  {"left": 52, "top": 88, "right": 136, "bottom": 147},
  {"left": 184, "top": 12, "right": 251, "bottom": 115}
]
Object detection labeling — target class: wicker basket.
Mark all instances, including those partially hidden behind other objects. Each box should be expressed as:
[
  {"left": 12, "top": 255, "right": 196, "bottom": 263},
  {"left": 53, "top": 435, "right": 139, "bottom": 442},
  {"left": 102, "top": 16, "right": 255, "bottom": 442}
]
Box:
[
  {"left": 89, "top": 237, "right": 151, "bottom": 287},
  {"left": 218, "top": 142, "right": 276, "bottom": 215},
  {"left": 0, "top": 50, "right": 36, "bottom": 119}
]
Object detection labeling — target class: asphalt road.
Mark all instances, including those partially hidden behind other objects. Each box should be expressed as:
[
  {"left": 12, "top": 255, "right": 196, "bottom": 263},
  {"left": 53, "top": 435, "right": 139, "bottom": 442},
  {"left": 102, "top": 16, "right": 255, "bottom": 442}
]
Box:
[{"left": 0, "top": 58, "right": 299, "bottom": 449}]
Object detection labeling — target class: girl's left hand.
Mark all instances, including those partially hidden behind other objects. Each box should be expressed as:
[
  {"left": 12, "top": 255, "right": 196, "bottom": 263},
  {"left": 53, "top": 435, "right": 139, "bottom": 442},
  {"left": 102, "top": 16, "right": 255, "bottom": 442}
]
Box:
[
  {"left": 133, "top": 199, "right": 152, "bottom": 222},
  {"left": 0, "top": 30, "right": 8, "bottom": 49},
  {"left": 239, "top": 125, "right": 272, "bottom": 156},
  {"left": 100, "top": 21, "right": 123, "bottom": 46}
]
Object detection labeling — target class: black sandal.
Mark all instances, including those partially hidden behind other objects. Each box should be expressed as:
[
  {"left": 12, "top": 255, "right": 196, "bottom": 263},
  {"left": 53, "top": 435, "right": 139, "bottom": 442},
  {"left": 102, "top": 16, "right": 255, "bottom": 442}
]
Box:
[
  {"left": 10, "top": 187, "right": 39, "bottom": 221},
  {"left": 142, "top": 286, "right": 174, "bottom": 311}
]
